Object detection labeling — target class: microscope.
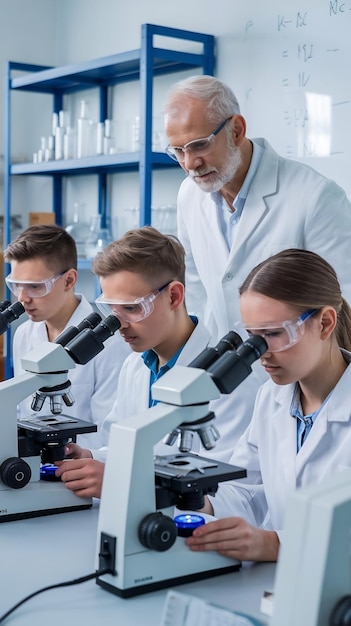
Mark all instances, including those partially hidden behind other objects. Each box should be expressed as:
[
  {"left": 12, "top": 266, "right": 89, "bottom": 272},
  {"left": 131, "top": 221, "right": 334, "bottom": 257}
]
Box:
[
  {"left": 95, "top": 332, "right": 267, "bottom": 597},
  {"left": 0, "top": 310, "right": 121, "bottom": 522},
  {"left": 271, "top": 468, "right": 351, "bottom": 626}
]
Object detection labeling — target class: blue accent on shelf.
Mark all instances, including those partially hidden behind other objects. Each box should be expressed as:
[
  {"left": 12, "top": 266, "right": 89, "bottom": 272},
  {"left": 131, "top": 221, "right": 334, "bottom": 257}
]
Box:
[{"left": 3, "top": 24, "right": 215, "bottom": 379}]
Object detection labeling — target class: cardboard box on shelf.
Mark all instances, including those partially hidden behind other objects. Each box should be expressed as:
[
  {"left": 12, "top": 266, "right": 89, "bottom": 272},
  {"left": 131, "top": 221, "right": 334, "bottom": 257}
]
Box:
[{"left": 29, "top": 212, "right": 56, "bottom": 227}]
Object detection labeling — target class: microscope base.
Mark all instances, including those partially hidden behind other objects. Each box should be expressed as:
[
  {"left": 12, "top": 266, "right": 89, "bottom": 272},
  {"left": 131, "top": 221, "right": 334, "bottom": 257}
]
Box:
[
  {"left": 97, "top": 562, "right": 241, "bottom": 598},
  {"left": 0, "top": 480, "right": 91, "bottom": 522},
  {"left": 96, "top": 536, "right": 241, "bottom": 598}
]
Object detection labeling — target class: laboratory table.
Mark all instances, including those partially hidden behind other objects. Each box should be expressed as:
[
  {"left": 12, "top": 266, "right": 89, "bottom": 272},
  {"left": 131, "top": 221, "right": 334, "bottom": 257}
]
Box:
[{"left": 0, "top": 503, "right": 275, "bottom": 625}]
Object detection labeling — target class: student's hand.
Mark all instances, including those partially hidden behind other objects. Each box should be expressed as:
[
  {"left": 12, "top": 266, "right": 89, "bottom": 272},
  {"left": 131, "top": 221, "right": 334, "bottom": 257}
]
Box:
[
  {"left": 64, "top": 442, "right": 93, "bottom": 459},
  {"left": 186, "top": 517, "right": 280, "bottom": 562},
  {"left": 55, "top": 459, "right": 105, "bottom": 498}
]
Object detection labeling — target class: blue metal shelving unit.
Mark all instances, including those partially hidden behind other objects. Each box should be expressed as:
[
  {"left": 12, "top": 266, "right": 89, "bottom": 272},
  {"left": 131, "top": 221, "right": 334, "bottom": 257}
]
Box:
[{"left": 3, "top": 23, "right": 215, "bottom": 378}]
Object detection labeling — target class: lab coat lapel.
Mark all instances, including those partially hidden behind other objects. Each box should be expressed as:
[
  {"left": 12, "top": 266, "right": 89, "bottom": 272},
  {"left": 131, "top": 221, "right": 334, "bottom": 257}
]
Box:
[
  {"left": 295, "top": 406, "right": 328, "bottom": 476},
  {"left": 201, "top": 192, "right": 232, "bottom": 274},
  {"left": 177, "top": 320, "right": 211, "bottom": 365},
  {"left": 199, "top": 194, "right": 235, "bottom": 336},
  {"left": 227, "top": 140, "right": 279, "bottom": 268},
  {"left": 271, "top": 385, "right": 298, "bottom": 492},
  {"left": 295, "top": 362, "right": 351, "bottom": 478}
]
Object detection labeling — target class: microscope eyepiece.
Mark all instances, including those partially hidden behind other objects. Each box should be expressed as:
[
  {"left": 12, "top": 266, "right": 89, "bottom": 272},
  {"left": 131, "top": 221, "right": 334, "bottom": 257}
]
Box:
[
  {"left": 65, "top": 314, "right": 121, "bottom": 365},
  {"left": 236, "top": 334, "right": 268, "bottom": 361},
  {"left": 216, "top": 330, "right": 244, "bottom": 353},
  {"left": 0, "top": 299, "right": 11, "bottom": 312},
  {"left": 188, "top": 330, "right": 243, "bottom": 370},
  {"left": 94, "top": 314, "right": 121, "bottom": 340},
  {"left": 0, "top": 301, "right": 25, "bottom": 335},
  {"left": 208, "top": 334, "right": 268, "bottom": 394},
  {"left": 55, "top": 311, "right": 102, "bottom": 346}
]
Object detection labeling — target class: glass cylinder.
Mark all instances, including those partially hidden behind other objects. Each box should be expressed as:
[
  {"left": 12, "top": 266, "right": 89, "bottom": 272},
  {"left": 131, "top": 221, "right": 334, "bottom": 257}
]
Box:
[
  {"left": 85, "top": 215, "right": 113, "bottom": 259},
  {"left": 103, "top": 119, "right": 116, "bottom": 155},
  {"left": 65, "top": 202, "right": 90, "bottom": 258}
]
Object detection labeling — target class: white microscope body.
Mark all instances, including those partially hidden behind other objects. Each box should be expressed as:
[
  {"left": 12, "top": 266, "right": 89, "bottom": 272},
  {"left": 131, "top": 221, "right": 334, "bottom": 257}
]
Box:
[
  {"left": 0, "top": 342, "right": 93, "bottom": 520},
  {"left": 96, "top": 335, "right": 267, "bottom": 597},
  {"left": 271, "top": 469, "right": 351, "bottom": 626},
  {"left": 0, "top": 313, "right": 120, "bottom": 522}
]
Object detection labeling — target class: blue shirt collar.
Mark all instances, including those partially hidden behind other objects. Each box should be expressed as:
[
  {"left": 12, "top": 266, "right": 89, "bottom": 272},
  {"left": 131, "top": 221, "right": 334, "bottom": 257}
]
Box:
[
  {"left": 142, "top": 347, "right": 181, "bottom": 376},
  {"left": 141, "top": 315, "right": 199, "bottom": 407},
  {"left": 290, "top": 383, "right": 333, "bottom": 451},
  {"left": 141, "top": 315, "right": 199, "bottom": 373},
  {"left": 211, "top": 139, "right": 264, "bottom": 215}
]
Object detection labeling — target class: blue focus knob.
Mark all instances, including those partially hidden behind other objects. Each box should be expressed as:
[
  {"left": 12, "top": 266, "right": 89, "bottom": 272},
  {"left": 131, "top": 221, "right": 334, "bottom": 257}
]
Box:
[{"left": 174, "top": 514, "right": 205, "bottom": 537}]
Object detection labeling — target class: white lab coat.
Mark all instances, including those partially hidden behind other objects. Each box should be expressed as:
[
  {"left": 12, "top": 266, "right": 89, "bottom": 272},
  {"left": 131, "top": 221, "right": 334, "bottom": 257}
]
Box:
[
  {"left": 177, "top": 138, "right": 351, "bottom": 342},
  {"left": 93, "top": 319, "right": 259, "bottom": 463},
  {"left": 210, "top": 351, "right": 351, "bottom": 541},
  {"left": 13, "top": 294, "right": 131, "bottom": 448}
]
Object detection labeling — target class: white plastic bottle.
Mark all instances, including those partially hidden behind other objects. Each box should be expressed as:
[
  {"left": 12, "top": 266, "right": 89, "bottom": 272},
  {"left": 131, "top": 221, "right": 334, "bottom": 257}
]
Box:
[{"left": 77, "top": 100, "right": 93, "bottom": 158}]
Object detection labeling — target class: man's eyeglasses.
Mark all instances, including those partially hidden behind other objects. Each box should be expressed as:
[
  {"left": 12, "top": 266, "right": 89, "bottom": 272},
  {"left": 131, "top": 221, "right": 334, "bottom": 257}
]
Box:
[
  {"left": 5, "top": 270, "right": 69, "bottom": 299},
  {"left": 95, "top": 281, "right": 172, "bottom": 323},
  {"left": 242, "top": 309, "right": 320, "bottom": 353},
  {"left": 165, "top": 116, "right": 233, "bottom": 163}
]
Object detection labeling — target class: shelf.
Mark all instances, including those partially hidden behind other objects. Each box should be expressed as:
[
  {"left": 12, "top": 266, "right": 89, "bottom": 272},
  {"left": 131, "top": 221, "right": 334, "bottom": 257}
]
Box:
[
  {"left": 11, "top": 50, "right": 142, "bottom": 93},
  {"left": 3, "top": 23, "right": 215, "bottom": 379},
  {"left": 11, "top": 39, "right": 213, "bottom": 95},
  {"left": 11, "top": 152, "right": 177, "bottom": 176}
]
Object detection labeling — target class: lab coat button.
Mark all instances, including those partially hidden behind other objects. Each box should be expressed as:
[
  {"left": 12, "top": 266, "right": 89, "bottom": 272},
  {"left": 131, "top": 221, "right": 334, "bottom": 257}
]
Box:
[{"left": 224, "top": 273, "right": 233, "bottom": 282}]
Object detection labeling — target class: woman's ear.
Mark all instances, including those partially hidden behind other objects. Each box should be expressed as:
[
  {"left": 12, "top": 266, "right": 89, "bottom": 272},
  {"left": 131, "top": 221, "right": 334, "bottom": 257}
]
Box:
[
  {"left": 169, "top": 281, "right": 184, "bottom": 311},
  {"left": 319, "top": 306, "right": 337, "bottom": 340}
]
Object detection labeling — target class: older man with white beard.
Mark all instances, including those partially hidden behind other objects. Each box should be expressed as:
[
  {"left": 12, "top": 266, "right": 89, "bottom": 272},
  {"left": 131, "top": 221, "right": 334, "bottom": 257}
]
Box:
[{"left": 163, "top": 74, "right": 351, "bottom": 451}]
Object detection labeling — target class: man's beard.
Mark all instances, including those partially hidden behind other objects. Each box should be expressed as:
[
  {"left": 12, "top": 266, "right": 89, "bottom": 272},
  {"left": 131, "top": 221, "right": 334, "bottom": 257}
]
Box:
[{"left": 189, "top": 143, "right": 242, "bottom": 193}]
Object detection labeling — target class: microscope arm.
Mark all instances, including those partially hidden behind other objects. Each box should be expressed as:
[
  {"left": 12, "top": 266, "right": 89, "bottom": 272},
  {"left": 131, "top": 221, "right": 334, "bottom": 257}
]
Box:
[
  {"left": 2, "top": 342, "right": 76, "bottom": 460},
  {"left": 100, "top": 367, "right": 221, "bottom": 552},
  {"left": 0, "top": 315, "right": 121, "bottom": 519},
  {"left": 102, "top": 401, "right": 215, "bottom": 557},
  {"left": 96, "top": 335, "right": 268, "bottom": 596}
]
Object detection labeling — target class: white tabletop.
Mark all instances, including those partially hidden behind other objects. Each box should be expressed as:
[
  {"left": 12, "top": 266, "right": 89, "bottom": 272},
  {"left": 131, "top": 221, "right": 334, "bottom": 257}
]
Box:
[{"left": 0, "top": 503, "right": 275, "bottom": 625}]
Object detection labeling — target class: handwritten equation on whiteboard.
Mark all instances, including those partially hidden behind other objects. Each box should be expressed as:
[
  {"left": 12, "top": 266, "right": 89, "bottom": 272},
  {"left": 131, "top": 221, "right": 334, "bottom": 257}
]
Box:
[{"left": 242, "top": 0, "right": 351, "bottom": 191}]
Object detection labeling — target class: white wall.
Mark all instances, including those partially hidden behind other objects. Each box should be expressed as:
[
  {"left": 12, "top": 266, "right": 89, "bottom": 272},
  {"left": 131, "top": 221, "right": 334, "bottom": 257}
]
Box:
[
  {"left": 55, "top": 0, "right": 351, "bottom": 212},
  {"left": 0, "top": 0, "right": 59, "bottom": 233},
  {"left": 4, "top": 0, "right": 351, "bottom": 237},
  {"left": 52, "top": 0, "right": 255, "bottom": 234}
]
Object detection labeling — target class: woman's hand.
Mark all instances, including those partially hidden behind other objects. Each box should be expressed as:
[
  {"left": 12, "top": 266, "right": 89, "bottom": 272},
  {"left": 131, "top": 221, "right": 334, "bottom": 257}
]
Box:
[{"left": 186, "top": 516, "right": 279, "bottom": 562}]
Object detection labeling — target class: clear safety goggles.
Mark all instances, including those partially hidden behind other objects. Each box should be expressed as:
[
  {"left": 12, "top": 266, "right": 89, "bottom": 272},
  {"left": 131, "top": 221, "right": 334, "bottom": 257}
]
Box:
[
  {"left": 5, "top": 270, "right": 68, "bottom": 299},
  {"left": 165, "top": 116, "right": 232, "bottom": 163},
  {"left": 95, "top": 281, "right": 172, "bottom": 323},
  {"left": 242, "top": 309, "right": 320, "bottom": 353}
]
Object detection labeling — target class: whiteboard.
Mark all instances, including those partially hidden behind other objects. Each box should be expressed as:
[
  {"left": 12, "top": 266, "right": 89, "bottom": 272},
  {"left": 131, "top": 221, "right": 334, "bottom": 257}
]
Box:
[{"left": 219, "top": 0, "right": 351, "bottom": 199}]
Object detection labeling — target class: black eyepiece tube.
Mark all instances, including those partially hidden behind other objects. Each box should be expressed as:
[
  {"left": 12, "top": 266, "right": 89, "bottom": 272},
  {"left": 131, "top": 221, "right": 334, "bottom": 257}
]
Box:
[
  {"left": 55, "top": 312, "right": 102, "bottom": 346},
  {"left": 207, "top": 335, "right": 268, "bottom": 394},
  {"left": 0, "top": 299, "right": 11, "bottom": 312},
  {"left": 188, "top": 330, "right": 243, "bottom": 370},
  {"left": 65, "top": 315, "right": 121, "bottom": 365},
  {"left": 0, "top": 301, "right": 25, "bottom": 335}
]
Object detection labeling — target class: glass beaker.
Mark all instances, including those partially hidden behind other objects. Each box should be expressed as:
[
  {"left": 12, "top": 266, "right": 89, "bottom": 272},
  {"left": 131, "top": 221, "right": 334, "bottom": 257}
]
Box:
[{"left": 85, "top": 215, "right": 113, "bottom": 259}]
